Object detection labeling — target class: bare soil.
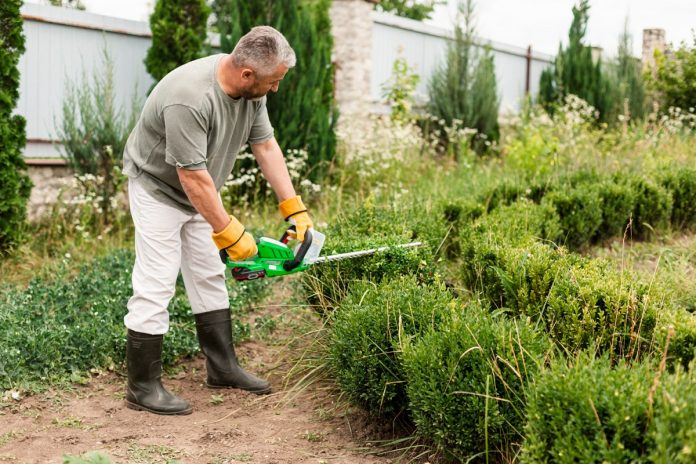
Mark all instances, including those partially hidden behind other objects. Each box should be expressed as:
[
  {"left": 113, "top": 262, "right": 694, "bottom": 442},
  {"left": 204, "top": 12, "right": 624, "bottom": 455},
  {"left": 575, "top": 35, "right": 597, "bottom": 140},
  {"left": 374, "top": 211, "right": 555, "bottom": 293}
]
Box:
[{"left": 0, "top": 282, "right": 402, "bottom": 464}]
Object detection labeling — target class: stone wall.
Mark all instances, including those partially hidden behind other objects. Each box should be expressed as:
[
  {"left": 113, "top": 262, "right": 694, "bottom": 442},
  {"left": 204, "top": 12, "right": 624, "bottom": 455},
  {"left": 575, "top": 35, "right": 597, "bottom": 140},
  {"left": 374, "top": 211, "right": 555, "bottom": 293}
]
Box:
[
  {"left": 330, "top": 0, "right": 377, "bottom": 124},
  {"left": 26, "top": 164, "right": 72, "bottom": 221},
  {"left": 642, "top": 28, "right": 666, "bottom": 71}
]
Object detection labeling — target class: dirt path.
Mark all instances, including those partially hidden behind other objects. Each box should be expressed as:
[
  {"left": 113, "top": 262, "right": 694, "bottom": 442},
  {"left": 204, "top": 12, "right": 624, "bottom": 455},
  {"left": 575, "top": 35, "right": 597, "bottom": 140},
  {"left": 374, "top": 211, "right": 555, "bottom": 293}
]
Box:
[{"left": 0, "top": 283, "right": 397, "bottom": 464}]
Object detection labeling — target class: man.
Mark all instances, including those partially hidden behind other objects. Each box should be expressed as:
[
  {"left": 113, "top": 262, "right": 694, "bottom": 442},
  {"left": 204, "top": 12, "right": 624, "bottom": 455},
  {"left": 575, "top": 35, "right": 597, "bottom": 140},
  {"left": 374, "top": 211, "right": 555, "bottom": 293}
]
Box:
[{"left": 121, "top": 26, "right": 312, "bottom": 415}]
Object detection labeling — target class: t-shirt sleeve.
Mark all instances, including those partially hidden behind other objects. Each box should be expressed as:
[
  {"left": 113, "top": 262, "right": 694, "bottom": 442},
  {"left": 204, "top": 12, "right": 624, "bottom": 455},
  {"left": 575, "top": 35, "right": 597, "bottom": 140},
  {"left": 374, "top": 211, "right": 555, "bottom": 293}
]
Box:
[
  {"left": 162, "top": 104, "right": 208, "bottom": 170},
  {"left": 247, "top": 100, "right": 275, "bottom": 145}
]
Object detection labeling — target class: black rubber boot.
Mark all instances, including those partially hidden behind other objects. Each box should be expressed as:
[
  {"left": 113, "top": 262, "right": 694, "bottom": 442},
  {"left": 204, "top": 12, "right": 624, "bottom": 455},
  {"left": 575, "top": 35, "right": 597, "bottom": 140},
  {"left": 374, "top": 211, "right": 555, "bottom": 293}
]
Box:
[
  {"left": 195, "top": 309, "right": 271, "bottom": 394},
  {"left": 125, "top": 329, "right": 192, "bottom": 415}
]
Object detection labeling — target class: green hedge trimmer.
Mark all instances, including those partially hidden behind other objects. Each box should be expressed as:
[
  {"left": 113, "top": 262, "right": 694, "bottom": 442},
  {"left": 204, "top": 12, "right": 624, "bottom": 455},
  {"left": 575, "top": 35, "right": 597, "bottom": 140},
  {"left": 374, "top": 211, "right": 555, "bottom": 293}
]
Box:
[{"left": 220, "top": 227, "right": 422, "bottom": 281}]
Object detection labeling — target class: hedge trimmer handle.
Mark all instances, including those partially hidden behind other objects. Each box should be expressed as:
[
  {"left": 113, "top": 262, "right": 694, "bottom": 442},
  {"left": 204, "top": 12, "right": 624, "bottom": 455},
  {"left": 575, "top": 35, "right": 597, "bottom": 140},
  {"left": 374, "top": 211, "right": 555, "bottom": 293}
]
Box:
[{"left": 280, "top": 225, "right": 313, "bottom": 271}]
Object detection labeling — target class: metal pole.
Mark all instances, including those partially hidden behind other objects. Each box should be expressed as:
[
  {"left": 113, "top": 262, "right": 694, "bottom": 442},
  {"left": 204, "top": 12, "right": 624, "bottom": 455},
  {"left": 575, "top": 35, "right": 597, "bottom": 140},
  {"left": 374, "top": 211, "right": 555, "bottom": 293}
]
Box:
[{"left": 525, "top": 45, "right": 532, "bottom": 95}]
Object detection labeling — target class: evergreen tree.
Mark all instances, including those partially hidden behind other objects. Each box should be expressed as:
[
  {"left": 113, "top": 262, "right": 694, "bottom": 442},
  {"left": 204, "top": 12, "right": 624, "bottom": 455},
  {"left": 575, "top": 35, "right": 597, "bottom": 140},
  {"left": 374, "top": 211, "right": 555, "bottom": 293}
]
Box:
[
  {"left": 212, "top": 0, "right": 336, "bottom": 181},
  {"left": 145, "top": 0, "right": 211, "bottom": 83},
  {"left": 427, "top": 0, "right": 500, "bottom": 153},
  {"left": 376, "top": 0, "right": 443, "bottom": 21},
  {"left": 611, "top": 20, "right": 646, "bottom": 121},
  {"left": 538, "top": 0, "right": 613, "bottom": 121},
  {"left": 0, "top": 0, "right": 32, "bottom": 255}
]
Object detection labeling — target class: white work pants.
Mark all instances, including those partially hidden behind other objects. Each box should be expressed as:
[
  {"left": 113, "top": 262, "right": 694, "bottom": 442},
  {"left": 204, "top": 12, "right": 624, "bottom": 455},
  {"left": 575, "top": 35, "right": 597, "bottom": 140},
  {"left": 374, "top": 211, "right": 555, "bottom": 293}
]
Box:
[{"left": 125, "top": 176, "right": 229, "bottom": 335}]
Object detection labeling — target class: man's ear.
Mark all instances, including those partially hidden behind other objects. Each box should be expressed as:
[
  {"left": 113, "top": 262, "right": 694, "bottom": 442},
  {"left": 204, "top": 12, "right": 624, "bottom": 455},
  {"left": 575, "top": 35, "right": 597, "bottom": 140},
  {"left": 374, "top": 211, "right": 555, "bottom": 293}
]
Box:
[{"left": 241, "top": 68, "right": 254, "bottom": 81}]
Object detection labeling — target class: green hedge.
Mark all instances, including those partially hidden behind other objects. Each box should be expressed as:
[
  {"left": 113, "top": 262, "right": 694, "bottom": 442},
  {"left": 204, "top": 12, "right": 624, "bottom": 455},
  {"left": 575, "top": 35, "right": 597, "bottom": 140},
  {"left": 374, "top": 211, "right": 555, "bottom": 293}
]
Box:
[
  {"left": 303, "top": 202, "right": 447, "bottom": 312},
  {"left": 328, "top": 276, "right": 455, "bottom": 418},
  {"left": 523, "top": 355, "right": 696, "bottom": 463},
  {"left": 403, "top": 308, "right": 551, "bottom": 460},
  {"left": 480, "top": 168, "right": 696, "bottom": 247},
  {"left": 649, "top": 363, "right": 696, "bottom": 463},
  {"left": 459, "top": 212, "right": 661, "bottom": 359},
  {"left": 0, "top": 249, "right": 268, "bottom": 391}
]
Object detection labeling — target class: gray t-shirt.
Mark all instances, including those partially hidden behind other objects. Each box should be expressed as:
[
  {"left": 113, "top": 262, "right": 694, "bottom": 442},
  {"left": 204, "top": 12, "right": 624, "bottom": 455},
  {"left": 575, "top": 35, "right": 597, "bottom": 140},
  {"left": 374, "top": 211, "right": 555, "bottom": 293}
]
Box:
[{"left": 123, "top": 54, "right": 274, "bottom": 213}]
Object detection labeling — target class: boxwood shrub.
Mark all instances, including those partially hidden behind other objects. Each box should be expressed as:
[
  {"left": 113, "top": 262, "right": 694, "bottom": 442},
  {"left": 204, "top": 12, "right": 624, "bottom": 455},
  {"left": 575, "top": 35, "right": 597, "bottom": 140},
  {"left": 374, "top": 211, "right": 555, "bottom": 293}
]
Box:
[
  {"left": 649, "top": 363, "right": 696, "bottom": 463},
  {"left": 328, "top": 276, "right": 456, "bottom": 418},
  {"left": 303, "top": 201, "right": 448, "bottom": 311},
  {"left": 403, "top": 308, "right": 552, "bottom": 461},
  {"left": 459, "top": 214, "right": 659, "bottom": 359},
  {"left": 659, "top": 167, "right": 696, "bottom": 230},
  {"left": 627, "top": 175, "right": 673, "bottom": 239},
  {"left": 522, "top": 355, "right": 654, "bottom": 463},
  {"left": 655, "top": 307, "right": 696, "bottom": 369},
  {"left": 541, "top": 183, "right": 603, "bottom": 249},
  {"left": 543, "top": 258, "right": 658, "bottom": 357},
  {"left": 523, "top": 356, "right": 696, "bottom": 463}
]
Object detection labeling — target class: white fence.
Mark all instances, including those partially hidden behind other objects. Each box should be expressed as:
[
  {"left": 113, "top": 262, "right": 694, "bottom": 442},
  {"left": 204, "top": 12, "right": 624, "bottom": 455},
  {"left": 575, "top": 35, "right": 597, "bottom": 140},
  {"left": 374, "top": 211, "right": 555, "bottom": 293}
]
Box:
[
  {"left": 371, "top": 12, "right": 553, "bottom": 114},
  {"left": 18, "top": 3, "right": 553, "bottom": 160}
]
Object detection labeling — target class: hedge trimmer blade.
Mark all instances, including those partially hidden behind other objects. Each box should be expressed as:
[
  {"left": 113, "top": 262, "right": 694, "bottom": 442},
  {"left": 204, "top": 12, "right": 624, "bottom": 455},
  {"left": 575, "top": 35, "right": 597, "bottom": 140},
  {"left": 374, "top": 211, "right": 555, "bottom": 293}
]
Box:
[{"left": 310, "top": 242, "right": 423, "bottom": 264}]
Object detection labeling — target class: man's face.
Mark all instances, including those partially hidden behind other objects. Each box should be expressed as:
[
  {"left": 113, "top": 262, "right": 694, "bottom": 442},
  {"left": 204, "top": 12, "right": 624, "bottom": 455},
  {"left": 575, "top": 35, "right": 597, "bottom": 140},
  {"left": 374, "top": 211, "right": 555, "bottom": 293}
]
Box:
[{"left": 240, "top": 64, "right": 289, "bottom": 101}]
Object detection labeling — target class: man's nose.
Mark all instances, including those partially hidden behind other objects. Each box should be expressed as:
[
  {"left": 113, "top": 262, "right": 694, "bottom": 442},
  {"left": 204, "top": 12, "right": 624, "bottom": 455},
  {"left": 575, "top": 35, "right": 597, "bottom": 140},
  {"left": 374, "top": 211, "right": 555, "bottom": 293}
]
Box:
[{"left": 271, "top": 83, "right": 279, "bottom": 93}]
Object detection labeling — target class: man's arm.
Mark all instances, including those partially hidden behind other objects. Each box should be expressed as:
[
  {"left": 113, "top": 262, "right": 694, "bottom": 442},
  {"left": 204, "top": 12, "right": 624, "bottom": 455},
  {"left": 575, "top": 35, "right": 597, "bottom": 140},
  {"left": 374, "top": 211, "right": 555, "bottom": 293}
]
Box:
[
  {"left": 250, "top": 137, "right": 296, "bottom": 202},
  {"left": 177, "top": 167, "right": 229, "bottom": 232}
]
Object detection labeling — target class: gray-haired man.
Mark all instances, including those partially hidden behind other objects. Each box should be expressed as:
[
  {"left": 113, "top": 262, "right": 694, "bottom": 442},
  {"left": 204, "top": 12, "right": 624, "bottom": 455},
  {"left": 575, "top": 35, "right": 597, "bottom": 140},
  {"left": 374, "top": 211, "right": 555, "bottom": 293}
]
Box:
[{"left": 121, "top": 26, "right": 313, "bottom": 415}]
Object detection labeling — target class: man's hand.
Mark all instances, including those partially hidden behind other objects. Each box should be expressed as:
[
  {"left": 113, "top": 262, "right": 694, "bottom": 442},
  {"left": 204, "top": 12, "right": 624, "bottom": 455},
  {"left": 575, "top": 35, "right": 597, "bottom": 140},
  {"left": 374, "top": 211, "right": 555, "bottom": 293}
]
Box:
[
  {"left": 211, "top": 216, "right": 258, "bottom": 261},
  {"left": 279, "top": 195, "right": 313, "bottom": 241}
]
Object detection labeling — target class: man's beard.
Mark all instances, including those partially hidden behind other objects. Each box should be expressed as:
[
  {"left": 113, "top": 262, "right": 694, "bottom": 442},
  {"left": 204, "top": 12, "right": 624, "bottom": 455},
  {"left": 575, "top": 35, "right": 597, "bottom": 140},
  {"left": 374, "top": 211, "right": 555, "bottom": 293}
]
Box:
[{"left": 240, "top": 86, "right": 266, "bottom": 101}]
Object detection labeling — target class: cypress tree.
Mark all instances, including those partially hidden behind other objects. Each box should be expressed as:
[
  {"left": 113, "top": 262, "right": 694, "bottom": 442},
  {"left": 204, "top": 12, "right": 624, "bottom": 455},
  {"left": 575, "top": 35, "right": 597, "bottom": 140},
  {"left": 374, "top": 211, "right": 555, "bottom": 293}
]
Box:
[
  {"left": 610, "top": 21, "right": 646, "bottom": 122},
  {"left": 212, "top": 0, "right": 337, "bottom": 181},
  {"left": 145, "top": 0, "right": 211, "bottom": 83},
  {"left": 0, "top": 0, "right": 32, "bottom": 255},
  {"left": 539, "top": 0, "right": 613, "bottom": 121},
  {"left": 427, "top": 0, "right": 500, "bottom": 153}
]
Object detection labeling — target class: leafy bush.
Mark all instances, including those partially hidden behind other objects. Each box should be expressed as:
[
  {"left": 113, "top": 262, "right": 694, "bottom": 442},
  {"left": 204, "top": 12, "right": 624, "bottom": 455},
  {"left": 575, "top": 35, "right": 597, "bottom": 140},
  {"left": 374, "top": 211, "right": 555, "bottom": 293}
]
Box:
[
  {"left": 659, "top": 168, "right": 696, "bottom": 230},
  {"left": 522, "top": 355, "right": 654, "bottom": 463},
  {"left": 649, "top": 363, "right": 696, "bottom": 463},
  {"left": 544, "top": 258, "right": 657, "bottom": 357},
  {"left": 523, "top": 356, "right": 696, "bottom": 463},
  {"left": 328, "top": 276, "right": 455, "bottom": 418},
  {"left": 542, "top": 183, "right": 603, "bottom": 248},
  {"left": 595, "top": 178, "right": 637, "bottom": 239},
  {"left": 628, "top": 175, "right": 673, "bottom": 239},
  {"left": 655, "top": 308, "right": 696, "bottom": 369},
  {"left": 303, "top": 201, "right": 447, "bottom": 311},
  {"left": 647, "top": 34, "right": 696, "bottom": 112},
  {"left": 0, "top": 250, "right": 268, "bottom": 391},
  {"left": 145, "top": 0, "right": 210, "bottom": 83},
  {"left": 0, "top": 0, "right": 32, "bottom": 255},
  {"left": 403, "top": 308, "right": 551, "bottom": 460},
  {"left": 382, "top": 55, "right": 420, "bottom": 124},
  {"left": 57, "top": 48, "right": 139, "bottom": 227},
  {"left": 460, "top": 211, "right": 658, "bottom": 358}
]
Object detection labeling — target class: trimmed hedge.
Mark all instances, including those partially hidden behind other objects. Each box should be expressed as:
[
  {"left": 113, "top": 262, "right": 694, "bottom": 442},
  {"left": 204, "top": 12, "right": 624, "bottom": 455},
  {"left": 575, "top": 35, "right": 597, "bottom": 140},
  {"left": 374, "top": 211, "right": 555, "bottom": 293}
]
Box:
[
  {"left": 459, "top": 209, "right": 665, "bottom": 360},
  {"left": 480, "top": 168, "right": 696, "bottom": 247},
  {"left": 523, "top": 356, "right": 696, "bottom": 463},
  {"left": 403, "top": 308, "right": 552, "bottom": 460},
  {"left": 523, "top": 356, "right": 655, "bottom": 462},
  {"left": 303, "top": 201, "right": 448, "bottom": 311},
  {"left": 328, "top": 276, "right": 455, "bottom": 418}
]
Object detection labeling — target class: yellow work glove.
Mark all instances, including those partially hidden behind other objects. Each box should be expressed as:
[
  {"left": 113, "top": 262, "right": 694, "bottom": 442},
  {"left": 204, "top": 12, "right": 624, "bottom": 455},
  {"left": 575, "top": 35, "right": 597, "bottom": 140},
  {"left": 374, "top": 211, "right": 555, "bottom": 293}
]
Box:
[
  {"left": 211, "top": 216, "right": 258, "bottom": 261},
  {"left": 279, "top": 195, "right": 313, "bottom": 241}
]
